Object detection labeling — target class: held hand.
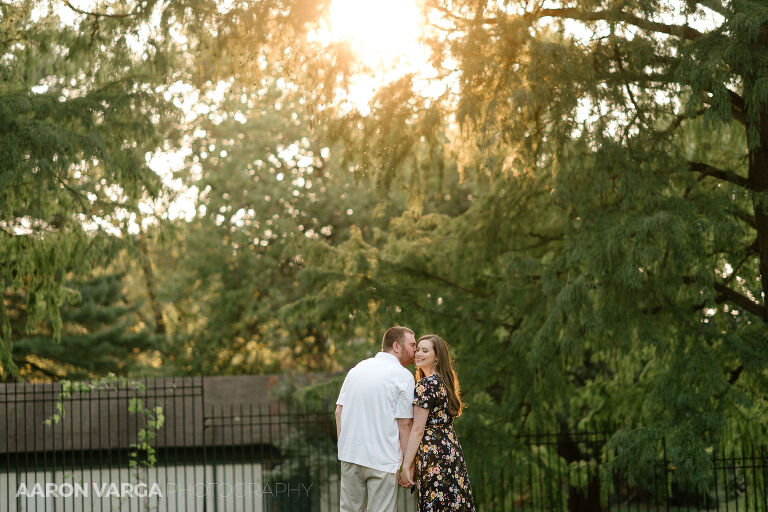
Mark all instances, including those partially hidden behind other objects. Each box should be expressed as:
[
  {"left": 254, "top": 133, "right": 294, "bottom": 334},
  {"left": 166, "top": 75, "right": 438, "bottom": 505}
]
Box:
[
  {"left": 401, "top": 464, "right": 415, "bottom": 487},
  {"left": 397, "top": 469, "right": 410, "bottom": 488}
]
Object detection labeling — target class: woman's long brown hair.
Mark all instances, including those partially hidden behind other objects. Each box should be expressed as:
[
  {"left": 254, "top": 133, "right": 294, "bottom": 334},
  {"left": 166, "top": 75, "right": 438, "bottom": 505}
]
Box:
[{"left": 414, "top": 334, "right": 464, "bottom": 417}]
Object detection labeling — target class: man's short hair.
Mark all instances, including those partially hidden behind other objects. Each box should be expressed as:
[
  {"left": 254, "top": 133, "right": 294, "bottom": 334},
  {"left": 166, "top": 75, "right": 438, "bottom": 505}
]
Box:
[{"left": 382, "top": 326, "right": 414, "bottom": 351}]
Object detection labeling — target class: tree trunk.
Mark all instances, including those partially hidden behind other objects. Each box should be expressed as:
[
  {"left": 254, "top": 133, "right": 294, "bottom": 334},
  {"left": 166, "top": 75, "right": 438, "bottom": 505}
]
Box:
[
  {"left": 747, "top": 94, "right": 768, "bottom": 321},
  {"left": 135, "top": 225, "right": 167, "bottom": 337},
  {"left": 557, "top": 424, "right": 606, "bottom": 512}
]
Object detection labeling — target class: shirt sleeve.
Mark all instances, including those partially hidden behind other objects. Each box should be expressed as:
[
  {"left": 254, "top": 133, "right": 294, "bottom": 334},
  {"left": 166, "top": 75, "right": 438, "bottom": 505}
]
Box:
[
  {"left": 336, "top": 370, "right": 353, "bottom": 406},
  {"left": 413, "top": 376, "right": 437, "bottom": 410},
  {"left": 395, "top": 373, "right": 415, "bottom": 419}
]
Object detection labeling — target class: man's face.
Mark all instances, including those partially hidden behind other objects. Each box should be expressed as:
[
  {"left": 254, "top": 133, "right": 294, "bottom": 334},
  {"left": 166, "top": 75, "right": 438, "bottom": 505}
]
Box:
[{"left": 398, "top": 333, "right": 417, "bottom": 366}]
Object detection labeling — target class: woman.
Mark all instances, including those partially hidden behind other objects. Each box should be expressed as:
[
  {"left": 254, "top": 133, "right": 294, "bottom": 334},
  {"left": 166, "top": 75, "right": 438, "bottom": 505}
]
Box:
[{"left": 401, "top": 334, "right": 476, "bottom": 511}]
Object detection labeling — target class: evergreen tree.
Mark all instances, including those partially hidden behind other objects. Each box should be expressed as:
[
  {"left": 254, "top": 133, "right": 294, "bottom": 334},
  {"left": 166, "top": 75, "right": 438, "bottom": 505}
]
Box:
[
  {"left": 10, "top": 273, "right": 158, "bottom": 380},
  {"left": 5, "top": 0, "right": 767, "bottom": 490},
  {"left": 0, "top": 0, "right": 223, "bottom": 378},
  {"left": 206, "top": 0, "right": 768, "bottom": 488},
  {"left": 145, "top": 82, "right": 393, "bottom": 374}
]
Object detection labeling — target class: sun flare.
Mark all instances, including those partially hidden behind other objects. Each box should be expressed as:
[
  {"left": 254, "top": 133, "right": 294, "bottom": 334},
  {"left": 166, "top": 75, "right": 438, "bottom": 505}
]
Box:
[{"left": 328, "top": 0, "right": 423, "bottom": 67}]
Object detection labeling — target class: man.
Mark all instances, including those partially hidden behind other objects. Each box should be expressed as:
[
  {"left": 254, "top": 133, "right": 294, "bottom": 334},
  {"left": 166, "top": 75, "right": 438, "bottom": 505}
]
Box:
[{"left": 335, "top": 326, "right": 417, "bottom": 512}]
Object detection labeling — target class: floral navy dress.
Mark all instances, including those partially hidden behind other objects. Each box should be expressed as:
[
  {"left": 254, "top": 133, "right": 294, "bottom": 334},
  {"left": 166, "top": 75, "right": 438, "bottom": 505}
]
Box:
[{"left": 413, "top": 374, "right": 476, "bottom": 511}]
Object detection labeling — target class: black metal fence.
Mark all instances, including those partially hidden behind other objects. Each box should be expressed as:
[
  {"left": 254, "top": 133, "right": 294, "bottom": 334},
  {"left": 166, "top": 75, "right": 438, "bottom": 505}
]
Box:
[
  {"left": 0, "top": 377, "right": 416, "bottom": 512},
  {"left": 1, "top": 378, "right": 767, "bottom": 511},
  {"left": 467, "top": 429, "right": 768, "bottom": 512}
]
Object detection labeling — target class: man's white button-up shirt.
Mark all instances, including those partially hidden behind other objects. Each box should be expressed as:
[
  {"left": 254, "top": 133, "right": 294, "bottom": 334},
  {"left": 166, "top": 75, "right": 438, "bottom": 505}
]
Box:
[{"left": 336, "top": 352, "right": 415, "bottom": 473}]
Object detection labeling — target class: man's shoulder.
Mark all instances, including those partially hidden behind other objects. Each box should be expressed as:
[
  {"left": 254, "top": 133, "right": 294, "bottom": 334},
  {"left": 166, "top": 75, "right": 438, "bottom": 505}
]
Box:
[
  {"left": 354, "top": 356, "right": 377, "bottom": 369},
  {"left": 345, "top": 356, "right": 375, "bottom": 376},
  {"left": 396, "top": 366, "right": 415, "bottom": 384},
  {"left": 348, "top": 355, "right": 413, "bottom": 381}
]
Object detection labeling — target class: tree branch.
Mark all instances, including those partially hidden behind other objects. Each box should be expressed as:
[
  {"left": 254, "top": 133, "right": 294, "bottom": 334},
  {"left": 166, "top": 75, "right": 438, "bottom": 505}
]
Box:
[
  {"left": 688, "top": 161, "right": 749, "bottom": 188},
  {"left": 727, "top": 365, "right": 743, "bottom": 384},
  {"left": 395, "top": 264, "right": 492, "bottom": 298},
  {"left": 730, "top": 210, "right": 758, "bottom": 230},
  {"left": 595, "top": 75, "right": 745, "bottom": 129},
  {"left": 521, "top": 7, "right": 705, "bottom": 41},
  {"left": 56, "top": 176, "right": 90, "bottom": 211},
  {"left": 702, "top": 90, "right": 746, "bottom": 125},
  {"left": 728, "top": 90, "right": 747, "bottom": 121},
  {"left": 0, "top": 222, "right": 14, "bottom": 236},
  {"left": 659, "top": 107, "right": 708, "bottom": 135},
  {"left": 16, "top": 358, "right": 65, "bottom": 380},
  {"left": 408, "top": 298, "right": 520, "bottom": 330},
  {"left": 714, "top": 282, "right": 765, "bottom": 319},
  {"left": 445, "top": 5, "right": 706, "bottom": 41},
  {"left": 63, "top": 0, "right": 137, "bottom": 18}
]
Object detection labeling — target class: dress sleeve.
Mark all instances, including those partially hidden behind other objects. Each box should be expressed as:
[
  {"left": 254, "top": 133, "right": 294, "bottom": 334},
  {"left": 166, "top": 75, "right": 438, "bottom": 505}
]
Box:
[{"left": 413, "top": 377, "right": 437, "bottom": 410}]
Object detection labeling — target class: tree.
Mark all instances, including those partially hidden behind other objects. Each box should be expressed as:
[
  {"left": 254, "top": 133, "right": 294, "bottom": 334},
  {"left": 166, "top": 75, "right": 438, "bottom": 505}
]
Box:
[
  {"left": 10, "top": 273, "right": 158, "bottom": 380},
  {"left": 143, "top": 80, "right": 399, "bottom": 374},
  {"left": 212, "top": 0, "right": 768, "bottom": 492},
  {"left": 0, "top": 0, "right": 224, "bottom": 378},
  {"left": 6, "top": 0, "right": 768, "bottom": 495},
  {"left": 419, "top": 0, "right": 768, "bottom": 487}
]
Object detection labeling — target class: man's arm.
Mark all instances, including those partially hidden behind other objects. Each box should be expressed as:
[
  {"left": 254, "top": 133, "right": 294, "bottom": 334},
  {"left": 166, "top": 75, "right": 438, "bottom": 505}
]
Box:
[
  {"left": 397, "top": 417, "right": 413, "bottom": 462},
  {"left": 335, "top": 404, "right": 343, "bottom": 439}
]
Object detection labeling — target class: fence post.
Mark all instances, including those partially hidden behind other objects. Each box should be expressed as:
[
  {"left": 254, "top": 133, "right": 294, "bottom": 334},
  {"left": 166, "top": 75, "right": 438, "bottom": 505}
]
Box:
[
  {"left": 663, "top": 436, "right": 670, "bottom": 512},
  {"left": 202, "top": 375, "right": 208, "bottom": 512}
]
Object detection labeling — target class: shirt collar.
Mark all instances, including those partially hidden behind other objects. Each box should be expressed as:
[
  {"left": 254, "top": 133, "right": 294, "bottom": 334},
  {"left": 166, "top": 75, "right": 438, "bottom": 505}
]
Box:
[{"left": 376, "top": 352, "right": 401, "bottom": 365}]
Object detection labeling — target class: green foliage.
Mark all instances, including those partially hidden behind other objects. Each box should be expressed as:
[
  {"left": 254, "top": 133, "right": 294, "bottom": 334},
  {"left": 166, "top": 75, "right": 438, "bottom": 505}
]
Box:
[
  {"left": 43, "top": 374, "right": 164, "bottom": 469},
  {"left": 10, "top": 272, "right": 158, "bottom": 379},
  {"left": 230, "top": 0, "right": 768, "bottom": 490},
  {"left": 141, "top": 78, "right": 401, "bottom": 374},
  {"left": 128, "top": 397, "right": 165, "bottom": 469},
  {"left": 6, "top": 0, "right": 768, "bottom": 494},
  {"left": 0, "top": 0, "right": 224, "bottom": 378}
]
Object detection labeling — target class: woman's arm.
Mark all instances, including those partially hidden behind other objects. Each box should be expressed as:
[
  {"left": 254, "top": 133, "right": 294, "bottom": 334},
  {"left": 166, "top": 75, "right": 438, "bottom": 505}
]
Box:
[{"left": 401, "top": 405, "right": 429, "bottom": 484}]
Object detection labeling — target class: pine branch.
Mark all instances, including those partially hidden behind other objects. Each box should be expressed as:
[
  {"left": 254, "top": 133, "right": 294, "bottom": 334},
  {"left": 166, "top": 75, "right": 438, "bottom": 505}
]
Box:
[
  {"left": 528, "top": 8, "right": 705, "bottom": 41},
  {"left": 15, "top": 358, "right": 65, "bottom": 380},
  {"left": 396, "top": 264, "right": 492, "bottom": 298},
  {"left": 0, "top": 223, "right": 14, "bottom": 237},
  {"left": 612, "top": 44, "right": 647, "bottom": 127},
  {"left": 63, "top": 0, "right": 137, "bottom": 18},
  {"left": 713, "top": 364, "right": 744, "bottom": 400},
  {"left": 600, "top": 71, "right": 676, "bottom": 86},
  {"left": 408, "top": 299, "right": 519, "bottom": 330},
  {"left": 728, "top": 90, "right": 747, "bottom": 121},
  {"left": 0, "top": 36, "right": 24, "bottom": 48},
  {"left": 702, "top": 90, "right": 746, "bottom": 124},
  {"left": 714, "top": 282, "right": 765, "bottom": 319},
  {"left": 729, "top": 210, "right": 758, "bottom": 230},
  {"left": 440, "top": 5, "right": 706, "bottom": 41},
  {"left": 728, "top": 365, "right": 743, "bottom": 385},
  {"left": 689, "top": 161, "right": 749, "bottom": 188},
  {"left": 720, "top": 249, "right": 755, "bottom": 291},
  {"left": 57, "top": 176, "right": 91, "bottom": 211},
  {"left": 658, "top": 107, "right": 708, "bottom": 135},
  {"left": 597, "top": 74, "right": 745, "bottom": 128}
]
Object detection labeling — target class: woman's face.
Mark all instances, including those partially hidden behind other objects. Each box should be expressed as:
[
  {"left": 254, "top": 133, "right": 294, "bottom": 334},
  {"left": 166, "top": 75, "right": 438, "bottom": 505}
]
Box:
[{"left": 415, "top": 339, "right": 437, "bottom": 371}]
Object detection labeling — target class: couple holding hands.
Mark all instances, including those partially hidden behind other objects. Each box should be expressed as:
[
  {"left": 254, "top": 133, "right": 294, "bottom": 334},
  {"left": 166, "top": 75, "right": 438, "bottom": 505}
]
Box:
[{"left": 335, "top": 326, "right": 476, "bottom": 512}]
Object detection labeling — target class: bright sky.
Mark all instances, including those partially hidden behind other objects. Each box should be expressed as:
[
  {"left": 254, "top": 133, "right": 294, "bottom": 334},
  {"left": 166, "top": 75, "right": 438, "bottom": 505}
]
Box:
[{"left": 308, "top": 0, "right": 450, "bottom": 114}]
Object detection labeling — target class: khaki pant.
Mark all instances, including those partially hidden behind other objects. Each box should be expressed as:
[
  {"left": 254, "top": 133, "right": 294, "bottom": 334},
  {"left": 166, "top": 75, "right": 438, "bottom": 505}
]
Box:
[{"left": 340, "top": 461, "right": 398, "bottom": 512}]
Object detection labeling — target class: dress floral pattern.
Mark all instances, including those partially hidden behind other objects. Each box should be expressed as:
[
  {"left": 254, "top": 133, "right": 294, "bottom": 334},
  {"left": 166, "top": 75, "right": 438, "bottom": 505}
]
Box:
[{"left": 413, "top": 374, "right": 476, "bottom": 511}]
